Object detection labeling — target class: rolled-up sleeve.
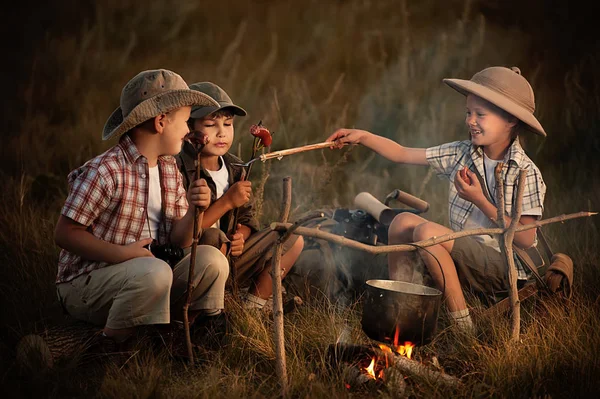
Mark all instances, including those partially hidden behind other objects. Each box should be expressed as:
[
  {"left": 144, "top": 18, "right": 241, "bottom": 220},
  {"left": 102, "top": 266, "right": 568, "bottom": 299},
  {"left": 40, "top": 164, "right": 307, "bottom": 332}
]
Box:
[{"left": 425, "top": 141, "right": 463, "bottom": 180}]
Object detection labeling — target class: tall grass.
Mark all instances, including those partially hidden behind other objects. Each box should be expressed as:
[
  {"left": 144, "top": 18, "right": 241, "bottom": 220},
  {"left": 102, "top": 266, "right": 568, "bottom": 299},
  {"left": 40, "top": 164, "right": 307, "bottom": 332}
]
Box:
[{"left": 2, "top": 0, "right": 599, "bottom": 397}]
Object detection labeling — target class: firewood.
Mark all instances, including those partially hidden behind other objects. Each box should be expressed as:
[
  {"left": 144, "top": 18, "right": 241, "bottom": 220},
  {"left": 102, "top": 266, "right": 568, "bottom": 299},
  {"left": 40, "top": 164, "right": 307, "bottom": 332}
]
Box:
[{"left": 327, "top": 343, "right": 460, "bottom": 388}]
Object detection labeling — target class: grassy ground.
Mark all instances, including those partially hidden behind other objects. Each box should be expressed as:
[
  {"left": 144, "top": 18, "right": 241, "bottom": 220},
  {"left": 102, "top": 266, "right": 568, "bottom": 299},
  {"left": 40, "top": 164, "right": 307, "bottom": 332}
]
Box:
[{"left": 2, "top": 0, "right": 599, "bottom": 397}]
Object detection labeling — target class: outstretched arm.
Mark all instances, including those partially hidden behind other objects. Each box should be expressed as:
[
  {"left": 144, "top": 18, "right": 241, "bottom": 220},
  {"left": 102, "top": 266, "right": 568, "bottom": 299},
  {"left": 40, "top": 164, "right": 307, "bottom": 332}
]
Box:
[{"left": 327, "top": 128, "right": 428, "bottom": 166}]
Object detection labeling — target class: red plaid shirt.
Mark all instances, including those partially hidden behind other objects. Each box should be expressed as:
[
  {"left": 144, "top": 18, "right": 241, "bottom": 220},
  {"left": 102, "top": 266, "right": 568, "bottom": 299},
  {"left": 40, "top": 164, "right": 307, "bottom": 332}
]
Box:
[{"left": 56, "top": 134, "right": 189, "bottom": 284}]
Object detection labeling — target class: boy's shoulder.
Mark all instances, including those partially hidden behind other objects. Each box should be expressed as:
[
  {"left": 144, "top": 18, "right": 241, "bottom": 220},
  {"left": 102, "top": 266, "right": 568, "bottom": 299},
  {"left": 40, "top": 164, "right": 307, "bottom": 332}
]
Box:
[
  {"left": 68, "top": 144, "right": 124, "bottom": 181},
  {"left": 508, "top": 140, "right": 543, "bottom": 175}
]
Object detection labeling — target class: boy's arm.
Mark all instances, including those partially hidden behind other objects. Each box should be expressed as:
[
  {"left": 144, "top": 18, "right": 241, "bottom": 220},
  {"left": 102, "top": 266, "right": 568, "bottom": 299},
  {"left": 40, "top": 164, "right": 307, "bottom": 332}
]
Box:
[
  {"left": 455, "top": 169, "right": 538, "bottom": 248},
  {"left": 170, "top": 178, "right": 211, "bottom": 248},
  {"left": 327, "top": 129, "right": 428, "bottom": 165},
  {"left": 54, "top": 215, "right": 153, "bottom": 264},
  {"left": 200, "top": 181, "right": 253, "bottom": 229}
]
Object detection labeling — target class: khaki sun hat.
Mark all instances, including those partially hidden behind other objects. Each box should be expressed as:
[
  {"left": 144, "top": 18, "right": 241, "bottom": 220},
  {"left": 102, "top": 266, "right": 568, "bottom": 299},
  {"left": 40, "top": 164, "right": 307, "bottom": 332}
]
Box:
[
  {"left": 102, "top": 69, "right": 219, "bottom": 140},
  {"left": 443, "top": 66, "right": 546, "bottom": 137},
  {"left": 188, "top": 82, "right": 247, "bottom": 120}
]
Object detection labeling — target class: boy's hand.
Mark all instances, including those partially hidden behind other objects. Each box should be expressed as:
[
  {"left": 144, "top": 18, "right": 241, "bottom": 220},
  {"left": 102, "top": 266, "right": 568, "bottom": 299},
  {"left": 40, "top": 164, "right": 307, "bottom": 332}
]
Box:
[
  {"left": 225, "top": 181, "right": 252, "bottom": 209},
  {"left": 120, "top": 238, "right": 154, "bottom": 261},
  {"left": 454, "top": 167, "right": 485, "bottom": 205},
  {"left": 326, "top": 128, "right": 369, "bottom": 148},
  {"left": 188, "top": 178, "right": 211, "bottom": 211},
  {"left": 230, "top": 224, "right": 245, "bottom": 257}
]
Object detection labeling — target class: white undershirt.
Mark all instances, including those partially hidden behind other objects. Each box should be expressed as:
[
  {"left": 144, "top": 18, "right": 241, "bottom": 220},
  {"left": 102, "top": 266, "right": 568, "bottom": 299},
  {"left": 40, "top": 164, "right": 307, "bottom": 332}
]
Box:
[
  {"left": 206, "top": 156, "right": 230, "bottom": 229},
  {"left": 141, "top": 165, "right": 162, "bottom": 240}
]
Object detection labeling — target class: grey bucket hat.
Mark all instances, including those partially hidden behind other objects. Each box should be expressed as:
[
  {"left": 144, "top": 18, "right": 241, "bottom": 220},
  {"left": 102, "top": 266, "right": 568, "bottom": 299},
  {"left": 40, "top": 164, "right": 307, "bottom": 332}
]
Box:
[
  {"left": 102, "top": 69, "right": 219, "bottom": 140},
  {"left": 443, "top": 66, "right": 546, "bottom": 137},
  {"left": 188, "top": 82, "right": 247, "bottom": 119}
]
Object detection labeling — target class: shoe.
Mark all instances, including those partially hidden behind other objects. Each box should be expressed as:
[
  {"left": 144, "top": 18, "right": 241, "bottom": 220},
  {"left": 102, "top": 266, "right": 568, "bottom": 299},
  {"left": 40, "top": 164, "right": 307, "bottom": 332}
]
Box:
[{"left": 191, "top": 312, "right": 230, "bottom": 349}]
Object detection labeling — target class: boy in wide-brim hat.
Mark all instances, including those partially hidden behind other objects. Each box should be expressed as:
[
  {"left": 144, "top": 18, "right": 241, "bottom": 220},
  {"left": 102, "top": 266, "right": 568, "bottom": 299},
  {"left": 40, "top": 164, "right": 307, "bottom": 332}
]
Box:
[
  {"left": 54, "top": 69, "right": 230, "bottom": 349},
  {"left": 327, "top": 66, "right": 547, "bottom": 333}
]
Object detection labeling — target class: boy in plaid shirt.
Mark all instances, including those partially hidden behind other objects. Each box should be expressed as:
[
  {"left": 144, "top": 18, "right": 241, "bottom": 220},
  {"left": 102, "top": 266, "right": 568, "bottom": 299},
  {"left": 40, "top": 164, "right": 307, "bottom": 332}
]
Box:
[
  {"left": 54, "top": 69, "right": 230, "bottom": 345},
  {"left": 328, "top": 66, "right": 547, "bottom": 333}
]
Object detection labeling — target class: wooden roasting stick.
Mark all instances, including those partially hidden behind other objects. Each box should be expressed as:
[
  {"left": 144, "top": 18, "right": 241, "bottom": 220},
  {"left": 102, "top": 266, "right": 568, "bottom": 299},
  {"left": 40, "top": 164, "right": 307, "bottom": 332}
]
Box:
[{"left": 258, "top": 141, "right": 336, "bottom": 162}]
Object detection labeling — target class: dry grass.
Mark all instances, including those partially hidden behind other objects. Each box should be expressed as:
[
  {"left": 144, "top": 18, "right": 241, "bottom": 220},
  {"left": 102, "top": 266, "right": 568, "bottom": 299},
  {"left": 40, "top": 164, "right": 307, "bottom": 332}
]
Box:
[{"left": 2, "top": 0, "right": 599, "bottom": 397}]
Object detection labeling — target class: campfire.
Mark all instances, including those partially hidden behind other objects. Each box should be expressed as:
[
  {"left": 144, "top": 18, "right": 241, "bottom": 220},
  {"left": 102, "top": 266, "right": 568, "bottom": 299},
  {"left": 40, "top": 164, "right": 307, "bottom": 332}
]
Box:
[
  {"left": 327, "top": 326, "right": 459, "bottom": 393},
  {"left": 357, "top": 326, "right": 415, "bottom": 383}
]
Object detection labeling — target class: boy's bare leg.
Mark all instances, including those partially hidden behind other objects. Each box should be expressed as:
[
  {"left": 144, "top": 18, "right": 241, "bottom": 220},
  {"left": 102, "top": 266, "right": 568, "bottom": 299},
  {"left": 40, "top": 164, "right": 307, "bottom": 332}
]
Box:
[
  {"left": 387, "top": 213, "right": 428, "bottom": 282},
  {"left": 411, "top": 222, "right": 467, "bottom": 311},
  {"left": 249, "top": 236, "right": 304, "bottom": 300}
]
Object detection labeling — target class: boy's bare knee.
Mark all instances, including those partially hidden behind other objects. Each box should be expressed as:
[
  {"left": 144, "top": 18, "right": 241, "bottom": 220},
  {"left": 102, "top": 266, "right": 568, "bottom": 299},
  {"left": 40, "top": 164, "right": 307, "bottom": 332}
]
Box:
[
  {"left": 388, "top": 213, "right": 425, "bottom": 242},
  {"left": 412, "top": 221, "right": 452, "bottom": 244},
  {"left": 292, "top": 236, "right": 304, "bottom": 252}
]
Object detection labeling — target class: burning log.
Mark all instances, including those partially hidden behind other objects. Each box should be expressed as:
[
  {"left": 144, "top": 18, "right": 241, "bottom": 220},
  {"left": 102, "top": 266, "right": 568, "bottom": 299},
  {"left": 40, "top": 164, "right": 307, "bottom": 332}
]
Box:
[{"left": 326, "top": 343, "right": 461, "bottom": 389}]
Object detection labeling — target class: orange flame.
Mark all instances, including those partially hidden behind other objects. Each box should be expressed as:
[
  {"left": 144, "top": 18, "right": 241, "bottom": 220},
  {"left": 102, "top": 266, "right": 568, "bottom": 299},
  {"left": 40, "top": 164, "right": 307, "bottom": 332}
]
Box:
[
  {"left": 393, "top": 326, "right": 414, "bottom": 359},
  {"left": 365, "top": 357, "right": 377, "bottom": 379}
]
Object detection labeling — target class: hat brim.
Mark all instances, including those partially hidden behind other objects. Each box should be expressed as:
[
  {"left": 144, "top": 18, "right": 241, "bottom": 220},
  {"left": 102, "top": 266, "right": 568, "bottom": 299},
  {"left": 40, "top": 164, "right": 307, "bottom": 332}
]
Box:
[
  {"left": 190, "top": 103, "right": 247, "bottom": 120},
  {"left": 443, "top": 78, "right": 547, "bottom": 137},
  {"left": 102, "top": 90, "right": 219, "bottom": 141}
]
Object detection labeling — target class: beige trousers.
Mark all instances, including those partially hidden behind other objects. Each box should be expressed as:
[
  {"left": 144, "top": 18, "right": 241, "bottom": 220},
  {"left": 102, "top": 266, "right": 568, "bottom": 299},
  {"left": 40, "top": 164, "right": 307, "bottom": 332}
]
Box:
[{"left": 56, "top": 245, "right": 229, "bottom": 329}]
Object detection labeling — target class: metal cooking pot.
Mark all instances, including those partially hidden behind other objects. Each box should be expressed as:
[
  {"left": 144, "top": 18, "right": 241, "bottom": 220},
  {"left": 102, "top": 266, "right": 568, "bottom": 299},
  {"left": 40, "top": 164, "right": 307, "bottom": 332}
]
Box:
[{"left": 361, "top": 279, "right": 442, "bottom": 346}]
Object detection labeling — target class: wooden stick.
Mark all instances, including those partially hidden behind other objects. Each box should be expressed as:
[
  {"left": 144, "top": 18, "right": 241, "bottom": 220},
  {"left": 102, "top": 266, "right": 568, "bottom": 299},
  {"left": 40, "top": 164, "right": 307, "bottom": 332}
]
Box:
[
  {"left": 269, "top": 211, "right": 596, "bottom": 254},
  {"left": 272, "top": 177, "right": 292, "bottom": 397},
  {"left": 183, "top": 152, "right": 204, "bottom": 363},
  {"left": 259, "top": 141, "right": 335, "bottom": 162},
  {"left": 495, "top": 166, "right": 527, "bottom": 341}
]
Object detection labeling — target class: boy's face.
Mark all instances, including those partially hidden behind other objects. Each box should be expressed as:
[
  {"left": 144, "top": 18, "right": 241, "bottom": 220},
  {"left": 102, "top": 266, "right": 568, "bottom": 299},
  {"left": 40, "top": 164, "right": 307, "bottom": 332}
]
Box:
[
  {"left": 192, "top": 114, "right": 234, "bottom": 157},
  {"left": 160, "top": 106, "right": 192, "bottom": 155},
  {"left": 465, "top": 94, "right": 516, "bottom": 149}
]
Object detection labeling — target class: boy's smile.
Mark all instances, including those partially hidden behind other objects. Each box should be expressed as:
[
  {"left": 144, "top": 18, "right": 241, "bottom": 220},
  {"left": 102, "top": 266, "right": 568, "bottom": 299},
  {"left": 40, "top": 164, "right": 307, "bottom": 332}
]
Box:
[{"left": 465, "top": 94, "right": 516, "bottom": 159}]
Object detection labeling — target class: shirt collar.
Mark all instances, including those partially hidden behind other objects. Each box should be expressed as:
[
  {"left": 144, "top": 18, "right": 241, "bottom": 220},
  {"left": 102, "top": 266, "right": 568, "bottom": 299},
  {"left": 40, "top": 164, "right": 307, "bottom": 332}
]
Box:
[
  {"left": 469, "top": 138, "right": 525, "bottom": 168},
  {"left": 118, "top": 134, "right": 143, "bottom": 164},
  {"left": 118, "top": 133, "right": 175, "bottom": 165}
]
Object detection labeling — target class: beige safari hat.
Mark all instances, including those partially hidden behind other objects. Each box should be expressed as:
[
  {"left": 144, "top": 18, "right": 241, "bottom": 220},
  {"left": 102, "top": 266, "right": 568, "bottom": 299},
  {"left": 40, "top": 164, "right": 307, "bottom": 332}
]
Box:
[
  {"left": 443, "top": 66, "right": 546, "bottom": 137},
  {"left": 102, "top": 69, "right": 219, "bottom": 140}
]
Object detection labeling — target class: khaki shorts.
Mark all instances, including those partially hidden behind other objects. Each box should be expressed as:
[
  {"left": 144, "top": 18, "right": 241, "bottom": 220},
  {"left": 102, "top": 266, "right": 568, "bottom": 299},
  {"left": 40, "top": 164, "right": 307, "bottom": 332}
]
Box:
[
  {"left": 56, "top": 245, "right": 229, "bottom": 329},
  {"left": 199, "top": 227, "right": 300, "bottom": 288},
  {"left": 450, "top": 236, "right": 510, "bottom": 297}
]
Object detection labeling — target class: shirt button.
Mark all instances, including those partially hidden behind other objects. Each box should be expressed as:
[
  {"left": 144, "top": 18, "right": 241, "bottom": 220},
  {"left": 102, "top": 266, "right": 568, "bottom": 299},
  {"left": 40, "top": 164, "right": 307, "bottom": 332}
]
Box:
[
  {"left": 139, "top": 207, "right": 144, "bottom": 212},
  {"left": 141, "top": 173, "right": 147, "bottom": 178}
]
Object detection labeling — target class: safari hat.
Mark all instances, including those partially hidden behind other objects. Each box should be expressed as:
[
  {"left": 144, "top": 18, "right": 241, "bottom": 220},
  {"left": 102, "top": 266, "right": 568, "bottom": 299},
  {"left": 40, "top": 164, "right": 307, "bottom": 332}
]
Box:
[
  {"left": 443, "top": 66, "right": 546, "bottom": 137},
  {"left": 102, "top": 69, "right": 219, "bottom": 140},
  {"left": 188, "top": 82, "right": 247, "bottom": 120}
]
